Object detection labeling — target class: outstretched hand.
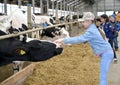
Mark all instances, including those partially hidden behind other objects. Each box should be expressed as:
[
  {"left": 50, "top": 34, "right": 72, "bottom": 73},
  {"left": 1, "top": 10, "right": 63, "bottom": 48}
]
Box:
[
  {"left": 53, "top": 38, "right": 64, "bottom": 44},
  {"left": 53, "top": 38, "right": 64, "bottom": 48}
]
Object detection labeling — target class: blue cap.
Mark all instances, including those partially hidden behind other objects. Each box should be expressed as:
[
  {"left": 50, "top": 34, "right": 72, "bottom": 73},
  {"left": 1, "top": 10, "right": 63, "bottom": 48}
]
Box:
[{"left": 111, "top": 14, "right": 116, "bottom": 21}]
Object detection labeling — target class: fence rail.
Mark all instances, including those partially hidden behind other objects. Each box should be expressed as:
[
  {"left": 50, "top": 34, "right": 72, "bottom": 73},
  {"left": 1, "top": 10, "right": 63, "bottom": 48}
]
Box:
[{"left": 0, "top": 21, "right": 79, "bottom": 40}]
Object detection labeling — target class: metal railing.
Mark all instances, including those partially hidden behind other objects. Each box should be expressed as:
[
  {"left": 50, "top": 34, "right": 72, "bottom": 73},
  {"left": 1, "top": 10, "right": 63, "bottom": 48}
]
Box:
[{"left": 0, "top": 21, "right": 80, "bottom": 40}]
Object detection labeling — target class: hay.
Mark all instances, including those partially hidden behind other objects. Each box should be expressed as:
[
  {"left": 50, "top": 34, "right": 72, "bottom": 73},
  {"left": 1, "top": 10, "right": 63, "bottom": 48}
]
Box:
[{"left": 24, "top": 43, "right": 100, "bottom": 85}]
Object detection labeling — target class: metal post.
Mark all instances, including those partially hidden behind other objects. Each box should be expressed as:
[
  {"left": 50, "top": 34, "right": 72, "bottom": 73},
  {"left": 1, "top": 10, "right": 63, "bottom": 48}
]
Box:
[
  {"left": 2, "top": 3, "right": 4, "bottom": 13},
  {"left": 95, "top": 0, "right": 98, "bottom": 16},
  {"left": 55, "top": 1, "right": 59, "bottom": 23},
  {"left": 52, "top": 0, "right": 54, "bottom": 16},
  {"left": 63, "top": 0, "right": 66, "bottom": 21},
  {"left": 69, "top": 5, "right": 71, "bottom": 14},
  {"left": 77, "top": 6, "right": 79, "bottom": 19},
  {"left": 40, "top": 0, "right": 43, "bottom": 14},
  {"left": 63, "top": 0, "right": 65, "bottom": 16},
  {"left": 104, "top": 0, "right": 106, "bottom": 14},
  {"left": 113, "top": 0, "right": 115, "bottom": 11},
  {"left": 60, "top": 1, "right": 62, "bottom": 16},
  {"left": 27, "top": 4, "right": 32, "bottom": 29},
  {"left": 67, "top": 5, "right": 69, "bottom": 15},
  {"left": 4, "top": 0, "right": 7, "bottom": 15},
  {"left": 18, "top": 0, "right": 21, "bottom": 8},
  {"left": 32, "top": 0, "right": 35, "bottom": 13},
  {"left": 10, "top": 1, "right": 12, "bottom": 14},
  {"left": 47, "top": 0, "right": 49, "bottom": 15}
]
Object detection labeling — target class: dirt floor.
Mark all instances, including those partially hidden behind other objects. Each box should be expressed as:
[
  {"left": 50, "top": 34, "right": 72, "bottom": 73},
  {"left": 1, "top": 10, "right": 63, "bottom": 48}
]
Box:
[
  {"left": 24, "top": 43, "right": 100, "bottom": 85},
  {"left": 108, "top": 32, "right": 120, "bottom": 85}
]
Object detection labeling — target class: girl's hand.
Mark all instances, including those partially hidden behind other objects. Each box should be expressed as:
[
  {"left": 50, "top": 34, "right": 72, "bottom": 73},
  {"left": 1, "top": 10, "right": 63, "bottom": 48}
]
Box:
[
  {"left": 53, "top": 38, "right": 64, "bottom": 44},
  {"left": 53, "top": 38, "right": 64, "bottom": 48}
]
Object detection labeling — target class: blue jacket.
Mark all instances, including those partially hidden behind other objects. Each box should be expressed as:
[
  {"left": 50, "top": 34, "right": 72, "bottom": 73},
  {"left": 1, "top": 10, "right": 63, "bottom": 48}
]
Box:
[
  {"left": 109, "top": 21, "right": 119, "bottom": 38},
  {"left": 63, "top": 24, "right": 112, "bottom": 56},
  {"left": 101, "top": 22, "right": 114, "bottom": 40}
]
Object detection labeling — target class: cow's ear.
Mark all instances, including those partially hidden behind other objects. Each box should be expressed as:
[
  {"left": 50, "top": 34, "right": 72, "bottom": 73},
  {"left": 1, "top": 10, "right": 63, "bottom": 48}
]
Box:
[{"left": 22, "top": 24, "right": 28, "bottom": 30}]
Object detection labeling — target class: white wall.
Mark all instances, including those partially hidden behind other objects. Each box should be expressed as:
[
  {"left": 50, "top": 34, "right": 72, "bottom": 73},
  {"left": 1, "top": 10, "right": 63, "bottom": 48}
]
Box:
[
  {"left": 0, "top": 3, "right": 76, "bottom": 17},
  {"left": 97, "top": 11, "right": 115, "bottom": 16}
]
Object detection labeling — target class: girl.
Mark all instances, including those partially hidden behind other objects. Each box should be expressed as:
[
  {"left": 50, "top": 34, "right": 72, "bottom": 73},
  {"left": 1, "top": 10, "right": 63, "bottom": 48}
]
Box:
[
  {"left": 100, "top": 14, "right": 118, "bottom": 63},
  {"left": 109, "top": 15, "right": 119, "bottom": 51},
  {"left": 54, "top": 12, "right": 114, "bottom": 85}
]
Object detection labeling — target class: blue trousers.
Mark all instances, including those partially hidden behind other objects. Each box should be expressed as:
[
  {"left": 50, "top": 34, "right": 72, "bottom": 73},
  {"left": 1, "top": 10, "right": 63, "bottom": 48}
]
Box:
[
  {"left": 100, "top": 50, "right": 114, "bottom": 85},
  {"left": 113, "top": 37, "right": 119, "bottom": 50}
]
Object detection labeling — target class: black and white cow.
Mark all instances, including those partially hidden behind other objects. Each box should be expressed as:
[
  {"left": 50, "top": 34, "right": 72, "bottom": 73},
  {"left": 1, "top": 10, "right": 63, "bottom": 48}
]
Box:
[
  {"left": 0, "top": 9, "right": 63, "bottom": 73},
  {"left": 66, "top": 14, "right": 83, "bottom": 22},
  {"left": 7, "top": 8, "right": 36, "bottom": 43},
  {"left": 40, "top": 21, "right": 70, "bottom": 42},
  {"left": 0, "top": 21, "right": 63, "bottom": 67},
  {"left": 4, "top": 8, "right": 33, "bottom": 73}
]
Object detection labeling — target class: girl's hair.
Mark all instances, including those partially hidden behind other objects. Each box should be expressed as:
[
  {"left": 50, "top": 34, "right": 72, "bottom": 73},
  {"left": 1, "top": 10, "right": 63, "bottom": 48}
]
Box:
[
  {"left": 95, "top": 18, "right": 101, "bottom": 22},
  {"left": 100, "top": 14, "right": 109, "bottom": 22}
]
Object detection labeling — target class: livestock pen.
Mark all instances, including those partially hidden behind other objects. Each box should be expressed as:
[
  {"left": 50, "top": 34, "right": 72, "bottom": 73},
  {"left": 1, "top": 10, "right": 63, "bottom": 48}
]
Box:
[{"left": 0, "top": 21, "right": 99, "bottom": 85}]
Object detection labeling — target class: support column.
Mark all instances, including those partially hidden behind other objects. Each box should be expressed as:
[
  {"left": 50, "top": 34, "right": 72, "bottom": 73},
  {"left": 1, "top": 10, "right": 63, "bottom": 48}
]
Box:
[
  {"left": 18, "top": 0, "right": 21, "bottom": 8},
  {"left": 55, "top": 1, "right": 59, "bottom": 23},
  {"left": 32, "top": 0, "right": 35, "bottom": 13},
  {"left": 27, "top": 4, "right": 32, "bottom": 29},
  {"left": 52, "top": 0, "right": 54, "bottom": 16},
  {"left": 47, "top": 0, "right": 49, "bottom": 15},
  {"left": 4, "top": 0, "right": 7, "bottom": 15},
  {"left": 40, "top": 0, "right": 43, "bottom": 14}
]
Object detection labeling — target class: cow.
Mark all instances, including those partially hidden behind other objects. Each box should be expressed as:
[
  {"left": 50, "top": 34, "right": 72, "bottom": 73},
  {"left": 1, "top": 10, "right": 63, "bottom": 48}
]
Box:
[
  {"left": 0, "top": 24, "right": 63, "bottom": 67},
  {"left": 4, "top": 9, "right": 69, "bottom": 73},
  {"left": 0, "top": 9, "right": 63, "bottom": 72},
  {"left": 66, "top": 14, "right": 83, "bottom": 22},
  {"left": 4, "top": 8, "right": 32, "bottom": 73},
  {"left": 7, "top": 8, "right": 36, "bottom": 42},
  {"left": 40, "top": 21, "right": 70, "bottom": 42}
]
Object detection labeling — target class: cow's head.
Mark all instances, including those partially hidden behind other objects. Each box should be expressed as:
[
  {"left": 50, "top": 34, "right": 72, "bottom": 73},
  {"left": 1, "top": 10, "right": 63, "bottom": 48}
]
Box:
[{"left": 0, "top": 17, "right": 12, "bottom": 34}]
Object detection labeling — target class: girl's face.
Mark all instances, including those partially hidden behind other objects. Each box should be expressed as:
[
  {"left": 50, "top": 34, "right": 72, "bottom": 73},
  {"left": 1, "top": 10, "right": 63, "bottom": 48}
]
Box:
[
  {"left": 109, "top": 16, "right": 115, "bottom": 22},
  {"left": 82, "top": 20, "right": 92, "bottom": 29},
  {"left": 95, "top": 21, "right": 101, "bottom": 27},
  {"left": 100, "top": 17, "right": 105, "bottom": 23}
]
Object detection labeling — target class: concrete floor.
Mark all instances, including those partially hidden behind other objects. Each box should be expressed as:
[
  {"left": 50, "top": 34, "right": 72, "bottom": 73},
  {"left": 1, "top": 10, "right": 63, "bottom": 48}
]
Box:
[{"left": 108, "top": 32, "right": 120, "bottom": 85}]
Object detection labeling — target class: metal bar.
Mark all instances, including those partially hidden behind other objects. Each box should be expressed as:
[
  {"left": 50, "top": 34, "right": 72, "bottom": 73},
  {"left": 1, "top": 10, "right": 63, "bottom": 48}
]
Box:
[
  {"left": 113, "top": 0, "right": 115, "bottom": 11},
  {"left": 0, "top": 21, "right": 81, "bottom": 40},
  {"left": 52, "top": 0, "right": 55, "bottom": 15},
  {"left": 60, "top": 1, "right": 62, "bottom": 16},
  {"left": 70, "top": 1, "right": 83, "bottom": 7},
  {"left": 27, "top": 4, "right": 32, "bottom": 29},
  {"left": 18, "top": 0, "right": 21, "bottom": 8},
  {"left": 4, "top": 0, "right": 7, "bottom": 15},
  {"left": 67, "top": 0, "right": 79, "bottom": 6},
  {"left": 32, "top": 0, "right": 35, "bottom": 13},
  {"left": 47, "top": 0, "right": 49, "bottom": 15},
  {"left": 104, "top": 0, "right": 106, "bottom": 14},
  {"left": 55, "top": 1, "right": 59, "bottom": 22},
  {"left": 40, "top": 0, "right": 43, "bottom": 14}
]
